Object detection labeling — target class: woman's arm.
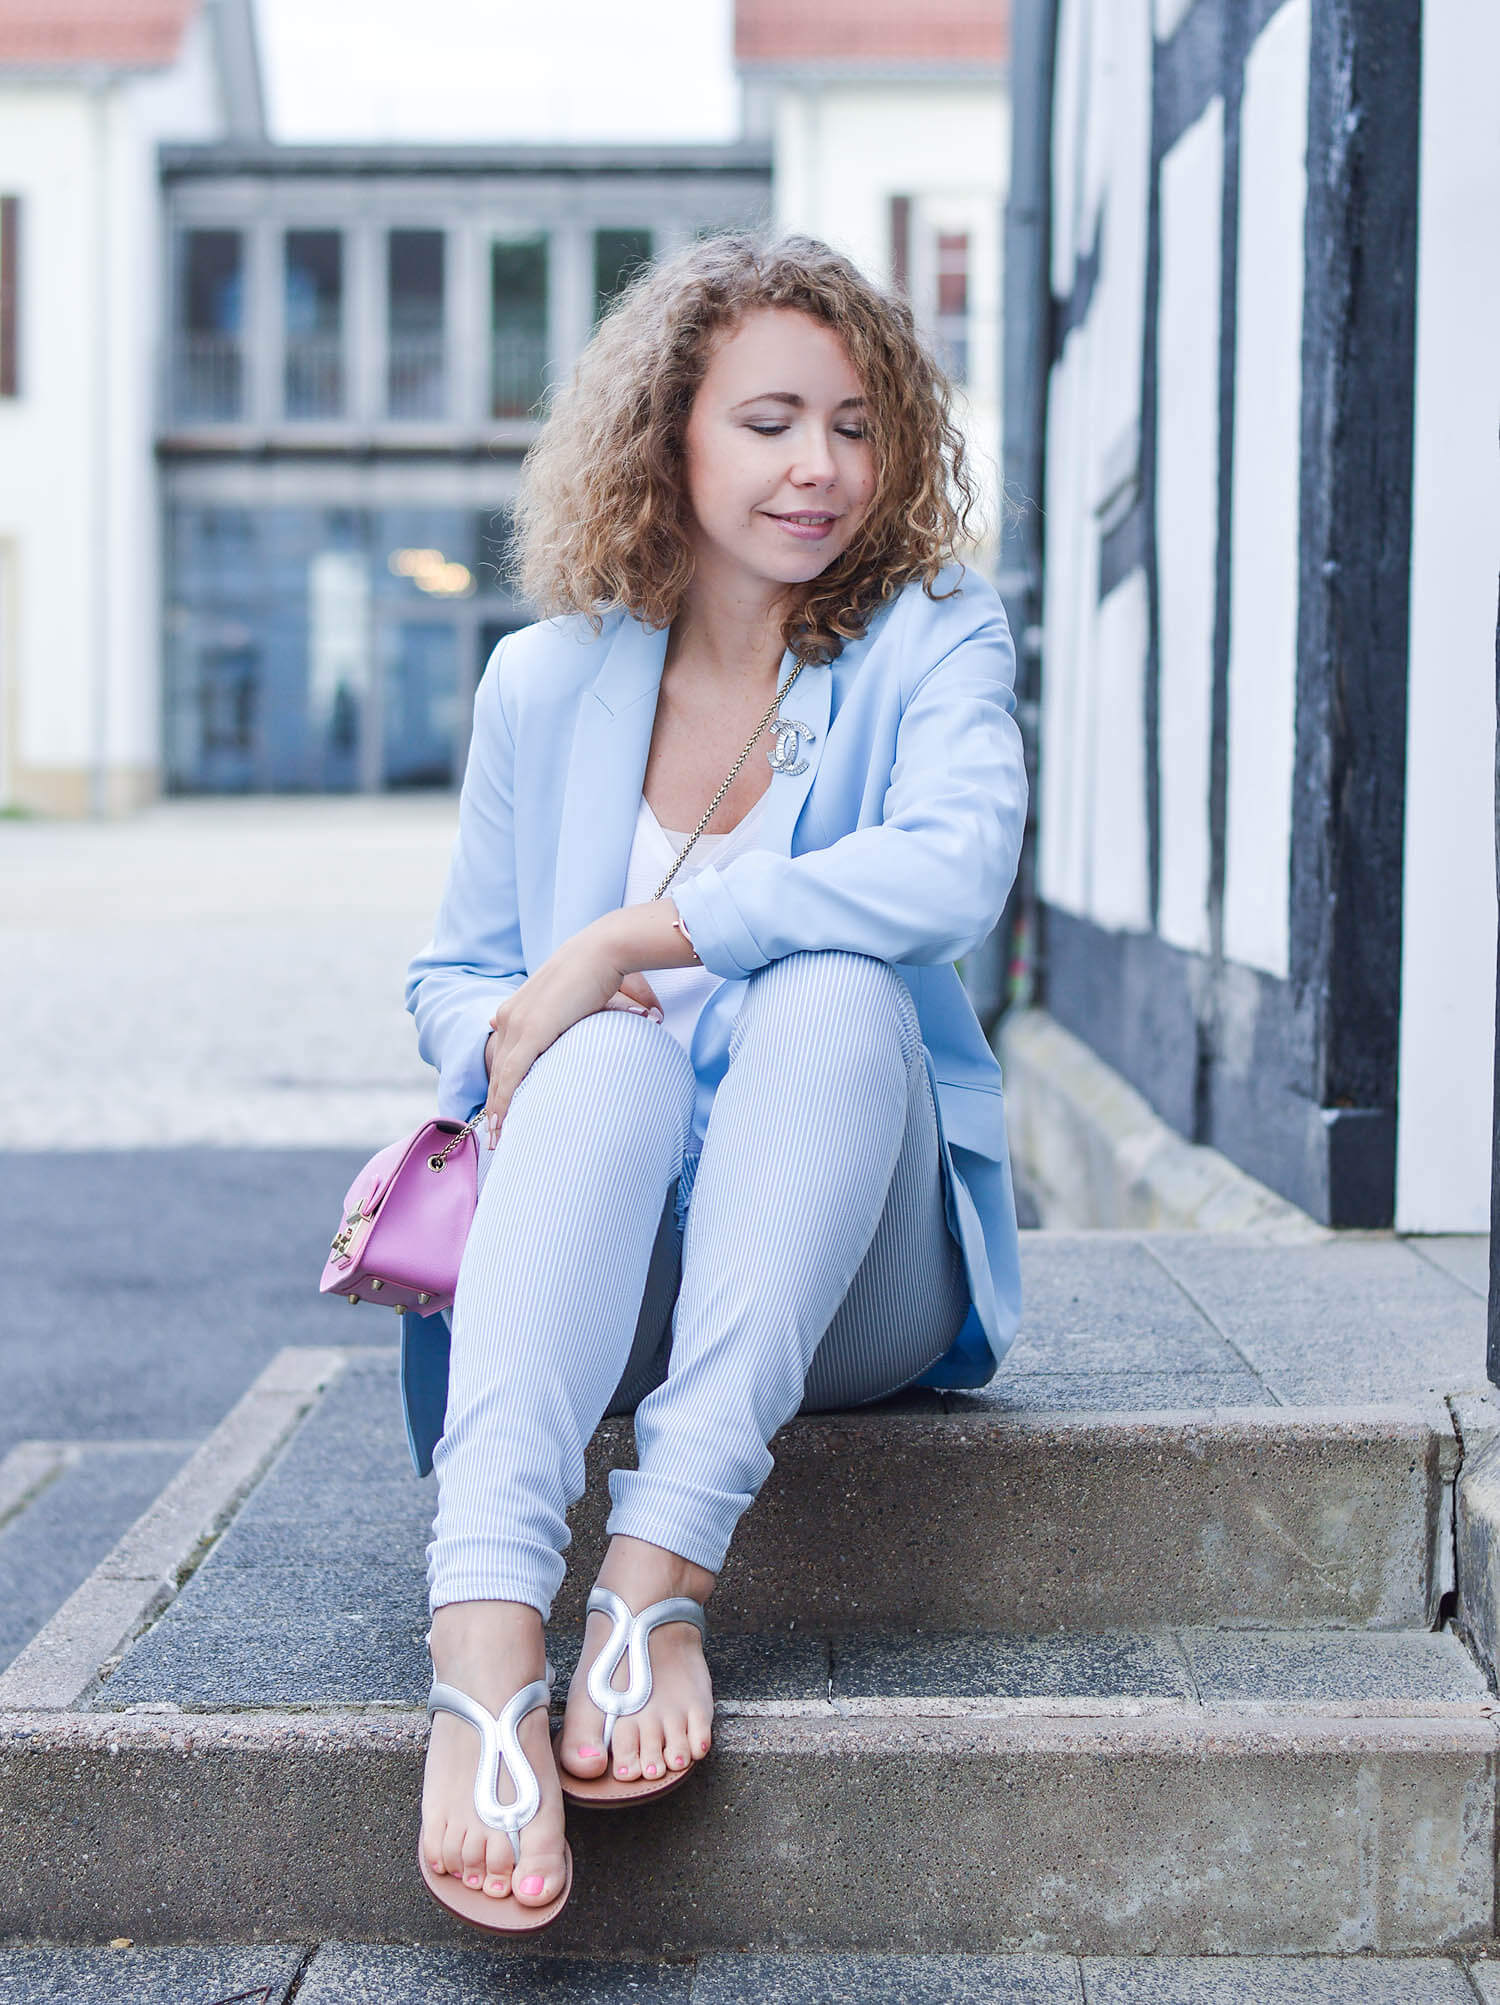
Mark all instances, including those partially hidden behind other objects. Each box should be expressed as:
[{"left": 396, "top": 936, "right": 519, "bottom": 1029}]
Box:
[
  {"left": 659, "top": 605, "right": 1026, "bottom": 980},
  {"left": 404, "top": 643, "right": 531, "bottom": 1121}
]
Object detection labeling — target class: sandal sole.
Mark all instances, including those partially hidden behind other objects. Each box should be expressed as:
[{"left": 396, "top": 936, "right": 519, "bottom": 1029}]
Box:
[
  {"left": 418, "top": 1839, "right": 573, "bottom": 1933},
  {"left": 559, "top": 1761, "right": 700, "bottom": 1809}
]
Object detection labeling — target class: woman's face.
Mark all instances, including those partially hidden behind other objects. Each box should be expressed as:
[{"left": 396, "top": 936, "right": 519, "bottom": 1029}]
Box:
[{"left": 680, "top": 307, "right": 877, "bottom": 602}]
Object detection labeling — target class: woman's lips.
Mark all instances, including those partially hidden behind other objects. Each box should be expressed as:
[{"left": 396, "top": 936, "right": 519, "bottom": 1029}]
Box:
[{"left": 765, "top": 511, "right": 839, "bottom": 542}]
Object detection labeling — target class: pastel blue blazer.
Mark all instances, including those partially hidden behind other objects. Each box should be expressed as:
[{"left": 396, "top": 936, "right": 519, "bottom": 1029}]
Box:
[{"left": 405, "top": 560, "right": 1027, "bottom": 1390}]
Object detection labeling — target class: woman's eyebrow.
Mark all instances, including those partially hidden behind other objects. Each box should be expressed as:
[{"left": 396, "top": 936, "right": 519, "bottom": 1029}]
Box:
[{"left": 729, "top": 391, "right": 868, "bottom": 412}]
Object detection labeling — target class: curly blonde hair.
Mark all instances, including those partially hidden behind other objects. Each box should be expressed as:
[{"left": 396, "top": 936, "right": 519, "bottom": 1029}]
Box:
[{"left": 510, "top": 231, "right": 980, "bottom": 665}]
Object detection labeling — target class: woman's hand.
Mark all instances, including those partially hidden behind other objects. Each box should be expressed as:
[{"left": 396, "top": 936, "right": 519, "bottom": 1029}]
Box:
[{"left": 480, "top": 921, "right": 662, "bottom": 1146}]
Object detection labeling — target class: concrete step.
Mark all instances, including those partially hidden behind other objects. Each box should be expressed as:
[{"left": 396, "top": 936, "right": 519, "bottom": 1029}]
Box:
[
  {"left": 4, "top": 1630, "right": 1494, "bottom": 1955},
  {"left": 1, "top": 1347, "right": 1495, "bottom": 1957},
  {"left": 4, "top": 1943, "right": 1500, "bottom": 2003},
  {"left": 51, "top": 1345, "right": 1460, "bottom": 1645}
]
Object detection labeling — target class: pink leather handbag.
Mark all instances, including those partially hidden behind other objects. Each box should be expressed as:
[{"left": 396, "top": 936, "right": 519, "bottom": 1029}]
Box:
[{"left": 319, "top": 1117, "right": 479, "bottom": 1316}]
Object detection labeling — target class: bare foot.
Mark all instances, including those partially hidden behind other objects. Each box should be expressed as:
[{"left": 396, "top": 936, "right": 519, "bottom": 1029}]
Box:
[
  {"left": 421, "top": 1600, "right": 568, "bottom": 1907},
  {"left": 558, "top": 1535, "right": 716, "bottom": 1785}
]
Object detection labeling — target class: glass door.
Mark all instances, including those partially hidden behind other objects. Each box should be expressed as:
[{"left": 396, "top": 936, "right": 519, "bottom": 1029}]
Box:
[{"left": 381, "top": 619, "right": 460, "bottom": 787}]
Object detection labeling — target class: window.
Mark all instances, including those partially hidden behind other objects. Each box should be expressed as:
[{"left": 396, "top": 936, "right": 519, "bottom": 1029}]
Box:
[
  {"left": 284, "top": 230, "right": 343, "bottom": 419},
  {"left": 934, "top": 231, "right": 970, "bottom": 384},
  {"left": 176, "top": 229, "right": 245, "bottom": 420},
  {"left": 593, "top": 228, "right": 652, "bottom": 322},
  {"left": 387, "top": 230, "right": 446, "bottom": 418},
  {"left": 0, "top": 196, "right": 19, "bottom": 398},
  {"left": 490, "top": 236, "right": 548, "bottom": 419}
]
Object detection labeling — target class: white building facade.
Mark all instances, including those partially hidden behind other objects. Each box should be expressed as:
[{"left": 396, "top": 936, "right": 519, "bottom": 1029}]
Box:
[
  {"left": 1005, "top": 0, "right": 1500, "bottom": 1233},
  {"left": 0, "top": 0, "right": 263, "bottom": 815}
]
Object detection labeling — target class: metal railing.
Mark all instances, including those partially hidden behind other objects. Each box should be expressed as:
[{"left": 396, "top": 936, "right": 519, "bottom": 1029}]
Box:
[
  {"left": 387, "top": 333, "right": 447, "bottom": 419},
  {"left": 490, "top": 330, "right": 548, "bottom": 419},
  {"left": 284, "top": 335, "right": 344, "bottom": 420},
  {"left": 172, "top": 336, "right": 244, "bottom": 422}
]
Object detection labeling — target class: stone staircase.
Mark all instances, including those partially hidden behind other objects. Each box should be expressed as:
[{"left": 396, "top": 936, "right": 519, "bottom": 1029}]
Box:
[{"left": 2, "top": 1231, "right": 1498, "bottom": 1968}]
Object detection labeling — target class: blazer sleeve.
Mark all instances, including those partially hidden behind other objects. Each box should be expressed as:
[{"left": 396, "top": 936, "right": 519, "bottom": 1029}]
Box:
[
  {"left": 670, "top": 600, "right": 1027, "bottom": 977},
  {"left": 404, "top": 640, "right": 529, "bottom": 1120}
]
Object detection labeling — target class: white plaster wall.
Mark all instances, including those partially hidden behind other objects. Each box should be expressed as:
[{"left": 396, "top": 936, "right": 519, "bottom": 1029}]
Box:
[
  {"left": 109, "top": 17, "right": 224, "bottom": 775},
  {"left": 1089, "top": 567, "right": 1151, "bottom": 930},
  {"left": 1037, "top": 329, "right": 1094, "bottom": 917},
  {"left": 1153, "top": 97, "right": 1223, "bottom": 956},
  {"left": 1050, "top": 0, "right": 1085, "bottom": 295},
  {"left": 0, "top": 91, "right": 98, "bottom": 772},
  {"left": 1395, "top": 0, "right": 1500, "bottom": 1233},
  {"left": 1037, "top": 0, "right": 1152, "bottom": 936},
  {"left": 1087, "top": 0, "right": 1152, "bottom": 502},
  {"left": 1223, "top": 0, "right": 1308, "bottom": 979}
]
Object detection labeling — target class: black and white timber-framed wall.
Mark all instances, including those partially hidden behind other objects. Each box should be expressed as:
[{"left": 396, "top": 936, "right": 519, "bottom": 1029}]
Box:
[{"left": 1003, "top": 0, "right": 1500, "bottom": 1231}]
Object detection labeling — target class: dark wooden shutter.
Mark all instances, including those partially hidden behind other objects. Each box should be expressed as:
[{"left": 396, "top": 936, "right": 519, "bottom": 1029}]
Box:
[{"left": 0, "top": 196, "right": 18, "bottom": 397}]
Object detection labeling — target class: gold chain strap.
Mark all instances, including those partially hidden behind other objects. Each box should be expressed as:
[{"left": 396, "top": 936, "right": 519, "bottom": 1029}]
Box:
[{"left": 649, "top": 659, "right": 806, "bottom": 903}]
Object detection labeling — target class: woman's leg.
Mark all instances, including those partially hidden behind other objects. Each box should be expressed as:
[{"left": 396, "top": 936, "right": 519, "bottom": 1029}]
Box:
[
  {"left": 421, "top": 1005, "right": 696, "bottom": 1907},
  {"left": 427, "top": 1005, "right": 697, "bottom": 1618},
  {"left": 560, "top": 948, "right": 969, "bottom": 1786}
]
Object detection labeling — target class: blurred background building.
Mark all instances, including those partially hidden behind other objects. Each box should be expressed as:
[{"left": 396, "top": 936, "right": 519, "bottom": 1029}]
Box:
[
  {"left": 0, "top": 0, "right": 264, "bottom": 815},
  {"left": 1001, "top": 0, "right": 1499, "bottom": 1236},
  {"left": 157, "top": 144, "right": 768, "bottom": 793},
  {"left": 0, "top": 0, "right": 1009, "bottom": 815}
]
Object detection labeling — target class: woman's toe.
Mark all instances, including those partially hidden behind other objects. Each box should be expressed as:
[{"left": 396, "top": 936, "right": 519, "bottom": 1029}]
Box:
[
  {"left": 512, "top": 1835, "right": 566, "bottom": 1906},
  {"left": 687, "top": 1703, "right": 714, "bottom": 1760},
  {"left": 439, "top": 1825, "right": 467, "bottom": 1882},
  {"left": 663, "top": 1712, "right": 692, "bottom": 1772},
  {"left": 483, "top": 1833, "right": 514, "bottom": 1898},
  {"left": 559, "top": 1728, "right": 608, "bottom": 1778},
  {"left": 459, "top": 1830, "right": 489, "bottom": 1890},
  {"left": 637, "top": 1717, "right": 667, "bottom": 1781},
  {"left": 610, "top": 1717, "right": 642, "bottom": 1781}
]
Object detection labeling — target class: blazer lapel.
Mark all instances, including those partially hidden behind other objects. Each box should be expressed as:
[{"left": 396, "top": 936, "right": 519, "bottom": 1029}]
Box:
[
  {"left": 550, "top": 614, "right": 834, "bottom": 956},
  {"left": 550, "top": 617, "right": 668, "bottom": 955},
  {"left": 752, "top": 653, "right": 832, "bottom": 858}
]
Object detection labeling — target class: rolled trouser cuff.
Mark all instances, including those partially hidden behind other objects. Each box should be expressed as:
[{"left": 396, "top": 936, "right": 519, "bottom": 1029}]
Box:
[{"left": 426, "top": 1533, "right": 566, "bottom": 1623}]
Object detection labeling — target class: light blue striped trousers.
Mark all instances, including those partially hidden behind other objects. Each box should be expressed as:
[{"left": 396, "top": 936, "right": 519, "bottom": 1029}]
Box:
[{"left": 427, "top": 948, "right": 971, "bottom": 1618}]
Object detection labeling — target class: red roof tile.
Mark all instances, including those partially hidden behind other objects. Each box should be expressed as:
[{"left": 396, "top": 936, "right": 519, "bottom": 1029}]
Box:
[
  {"left": 736, "top": 0, "right": 1008, "bottom": 68},
  {"left": 0, "top": 0, "right": 198, "bottom": 69}
]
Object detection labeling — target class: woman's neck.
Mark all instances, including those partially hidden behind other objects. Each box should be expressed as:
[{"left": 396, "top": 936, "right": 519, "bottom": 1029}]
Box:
[{"left": 667, "top": 561, "right": 790, "bottom": 695}]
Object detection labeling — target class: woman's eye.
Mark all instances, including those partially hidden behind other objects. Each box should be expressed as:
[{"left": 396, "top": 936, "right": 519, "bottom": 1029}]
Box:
[
  {"left": 836, "top": 426, "right": 868, "bottom": 440},
  {"left": 747, "top": 423, "right": 788, "bottom": 436}
]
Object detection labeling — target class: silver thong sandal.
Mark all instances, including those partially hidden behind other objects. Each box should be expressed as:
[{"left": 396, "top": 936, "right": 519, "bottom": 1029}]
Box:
[
  {"left": 418, "top": 1647, "right": 573, "bottom": 1932},
  {"left": 559, "top": 1586, "right": 710, "bottom": 1808}
]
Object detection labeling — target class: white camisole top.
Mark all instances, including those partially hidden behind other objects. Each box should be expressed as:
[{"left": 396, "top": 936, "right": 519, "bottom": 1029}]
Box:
[{"left": 619, "top": 785, "right": 774, "bottom": 1058}]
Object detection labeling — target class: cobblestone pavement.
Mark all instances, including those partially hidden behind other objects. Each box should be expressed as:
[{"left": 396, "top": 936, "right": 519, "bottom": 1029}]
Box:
[
  {"left": 1, "top": 1945, "right": 1496, "bottom": 2001},
  {"left": 0, "top": 796, "right": 457, "bottom": 1149}
]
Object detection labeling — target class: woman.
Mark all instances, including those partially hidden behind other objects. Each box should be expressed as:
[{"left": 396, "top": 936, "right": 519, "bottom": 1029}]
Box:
[{"left": 403, "top": 231, "right": 1027, "bottom": 1933}]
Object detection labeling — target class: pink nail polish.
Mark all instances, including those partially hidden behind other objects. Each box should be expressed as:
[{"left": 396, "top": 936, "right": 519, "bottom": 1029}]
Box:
[
  {"left": 648, "top": 1007, "right": 664, "bottom": 1023},
  {"left": 625, "top": 1002, "right": 650, "bottom": 1015},
  {"left": 645, "top": 1763, "right": 658, "bottom": 1777},
  {"left": 519, "top": 1874, "right": 545, "bottom": 1897},
  {"left": 579, "top": 1745, "right": 601, "bottom": 1759}
]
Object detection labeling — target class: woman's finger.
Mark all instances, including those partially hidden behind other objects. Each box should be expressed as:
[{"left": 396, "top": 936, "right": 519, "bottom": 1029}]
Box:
[{"left": 615, "top": 971, "right": 663, "bottom": 1014}]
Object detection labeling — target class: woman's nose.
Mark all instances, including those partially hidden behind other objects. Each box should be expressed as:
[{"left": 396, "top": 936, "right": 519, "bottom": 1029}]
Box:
[{"left": 788, "top": 427, "right": 838, "bottom": 486}]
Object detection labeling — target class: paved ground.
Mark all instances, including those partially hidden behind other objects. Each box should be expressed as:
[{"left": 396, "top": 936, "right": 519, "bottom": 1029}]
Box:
[
  {"left": 2, "top": 1946, "right": 1499, "bottom": 2001},
  {"left": 0, "top": 795, "right": 453, "bottom": 1149}
]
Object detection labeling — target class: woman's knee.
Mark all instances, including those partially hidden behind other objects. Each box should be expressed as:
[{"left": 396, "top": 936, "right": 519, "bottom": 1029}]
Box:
[
  {"left": 510, "top": 1008, "right": 697, "bottom": 1146},
  {"left": 733, "top": 950, "right": 919, "bottom": 1067}
]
